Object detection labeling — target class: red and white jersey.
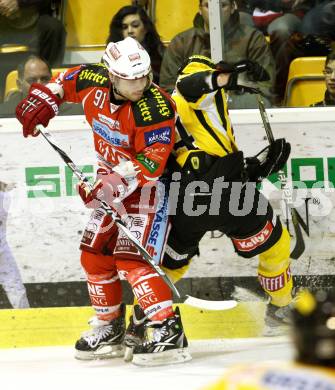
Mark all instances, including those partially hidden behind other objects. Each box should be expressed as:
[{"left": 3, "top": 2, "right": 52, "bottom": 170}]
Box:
[{"left": 50, "top": 63, "right": 176, "bottom": 186}]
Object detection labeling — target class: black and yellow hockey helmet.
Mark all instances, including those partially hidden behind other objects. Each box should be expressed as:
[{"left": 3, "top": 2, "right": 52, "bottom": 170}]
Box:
[
  {"left": 292, "top": 289, "right": 335, "bottom": 367},
  {"left": 178, "top": 55, "right": 216, "bottom": 75}
]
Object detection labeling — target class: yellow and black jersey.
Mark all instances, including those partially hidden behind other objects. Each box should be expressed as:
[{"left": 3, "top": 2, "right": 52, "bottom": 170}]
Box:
[
  {"left": 172, "top": 56, "right": 238, "bottom": 169},
  {"left": 202, "top": 362, "right": 335, "bottom": 390}
]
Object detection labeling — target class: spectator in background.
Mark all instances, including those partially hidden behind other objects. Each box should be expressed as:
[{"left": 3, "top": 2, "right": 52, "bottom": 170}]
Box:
[
  {"left": 193, "top": 0, "right": 255, "bottom": 27},
  {"left": 0, "top": 180, "right": 30, "bottom": 308},
  {"left": 131, "top": 0, "right": 151, "bottom": 14},
  {"left": 248, "top": 0, "right": 306, "bottom": 40},
  {"left": 300, "top": 0, "right": 335, "bottom": 37},
  {"left": 0, "top": 55, "right": 83, "bottom": 117},
  {"left": 0, "top": 0, "right": 66, "bottom": 66},
  {"left": 273, "top": 32, "right": 332, "bottom": 105},
  {"left": 106, "top": 5, "right": 165, "bottom": 84},
  {"left": 311, "top": 51, "right": 335, "bottom": 106},
  {"left": 159, "top": 0, "right": 276, "bottom": 108},
  {"left": 0, "top": 0, "right": 66, "bottom": 101}
]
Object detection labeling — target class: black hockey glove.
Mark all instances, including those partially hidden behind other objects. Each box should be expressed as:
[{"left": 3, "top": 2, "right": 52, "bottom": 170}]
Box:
[
  {"left": 245, "top": 138, "right": 291, "bottom": 182},
  {"left": 216, "top": 60, "right": 270, "bottom": 92}
]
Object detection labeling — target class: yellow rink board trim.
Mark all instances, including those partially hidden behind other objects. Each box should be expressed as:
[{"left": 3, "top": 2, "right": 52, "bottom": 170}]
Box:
[{"left": 0, "top": 302, "right": 265, "bottom": 349}]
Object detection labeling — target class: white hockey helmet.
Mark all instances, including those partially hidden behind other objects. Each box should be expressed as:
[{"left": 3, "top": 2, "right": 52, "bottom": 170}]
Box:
[{"left": 103, "top": 37, "right": 152, "bottom": 80}]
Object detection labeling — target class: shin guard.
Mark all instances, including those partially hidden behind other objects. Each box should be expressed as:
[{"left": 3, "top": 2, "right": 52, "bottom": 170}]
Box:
[
  {"left": 119, "top": 261, "right": 174, "bottom": 321},
  {"left": 81, "top": 251, "right": 122, "bottom": 321},
  {"left": 258, "top": 227, "right": 293, "bottom": 307}
]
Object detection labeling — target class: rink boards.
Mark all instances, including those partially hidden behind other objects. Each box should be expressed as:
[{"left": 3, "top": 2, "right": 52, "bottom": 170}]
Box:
[
  {"left": 1, "top": 108, "right": 335, "bottom": 286},
  {"left": 0, "top": 302, "right": 266, "bottom": 348},
  {"left": 1, "top": 108, "right": 335, "bottom": 347}
]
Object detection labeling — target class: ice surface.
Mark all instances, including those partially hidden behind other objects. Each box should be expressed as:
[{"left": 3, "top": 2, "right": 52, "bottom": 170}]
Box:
[{"left": 0, "top": 337, "right": 293, "bottom": 390}]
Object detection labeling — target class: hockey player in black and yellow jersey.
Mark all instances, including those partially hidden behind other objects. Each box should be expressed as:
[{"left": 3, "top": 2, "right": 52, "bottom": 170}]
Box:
[
  {"left": 161, "top": 55, "right": 292, "bottom": 322},
  {"left": 202, "top": 289, "right": 335, "bottom": 389}
]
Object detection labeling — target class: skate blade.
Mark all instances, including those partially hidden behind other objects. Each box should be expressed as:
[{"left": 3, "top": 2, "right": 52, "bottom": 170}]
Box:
[
  {"left": 262, "top": 324, "right": 289, "bottom": 337},
  {"left": 132, "top": 348, "right": 192, "bottom": 366},
  {"left": 75, "top": 344, "right": 125, "bottom": 360},
  {"left": 124, "top": 346, "right": 134, "bottom": 362}
]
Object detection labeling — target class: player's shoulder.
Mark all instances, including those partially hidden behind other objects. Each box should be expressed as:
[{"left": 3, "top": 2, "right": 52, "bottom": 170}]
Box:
[
  {"left": 132, "top": 84, "right": 175, "bottom": 127},
  {"left": 73, "top": 63, "right": 110, "bottom": 91}
]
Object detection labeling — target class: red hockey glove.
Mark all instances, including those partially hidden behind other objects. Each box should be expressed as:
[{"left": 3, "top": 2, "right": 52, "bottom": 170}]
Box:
[
  {"left": 77, "top": 180, "right": 103, "bottom": 209},
  {"left": 77, "top": 168, "right": 129, "bottom": 208},
  {"left": 16, "top": 83, "right": 61, "bottom": 138}
]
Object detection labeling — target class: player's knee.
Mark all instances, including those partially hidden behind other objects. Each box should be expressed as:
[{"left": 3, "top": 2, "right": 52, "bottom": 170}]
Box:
[
  {"left": 115, "top": 257, "right": 148, "bottom": 275},
  {"left": 162, "top": 264, "right": 190, "bottom": 283},
  {"left": 260, "top": 227, "right": 290, "bottom": 265},
  {"left": 80, "top": 250, "right": 115, "bottom": 275},
  {"left": 162, "top": 236, "right": 198, "bottom": 270}
]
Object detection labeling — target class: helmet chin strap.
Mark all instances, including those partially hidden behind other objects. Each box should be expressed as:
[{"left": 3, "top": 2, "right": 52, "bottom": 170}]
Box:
[
  {"left": 112, "top": 84, "right": 128, "bottom": 100},
  {"left": 110, "top": 75, "right": 128, "bottom": 101}
]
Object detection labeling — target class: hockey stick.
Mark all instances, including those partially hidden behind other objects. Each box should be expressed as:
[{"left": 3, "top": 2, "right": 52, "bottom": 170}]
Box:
[
  {"left": 37, "top": 127, "right": 238, "bottom": 310},
  {"left": 37, "top": 126, "right": 180, "bottom": 297},
  {"left": 183, "top": 296, "right": 237, "bottom": 310},
  {"left": 256, "top": 95, "right": 305, "bottom": 259}
]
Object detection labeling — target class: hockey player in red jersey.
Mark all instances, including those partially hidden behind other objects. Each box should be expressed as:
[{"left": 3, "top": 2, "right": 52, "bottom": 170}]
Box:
[{"left": 15, "top": 37, "right": 191, "bottom": 366}]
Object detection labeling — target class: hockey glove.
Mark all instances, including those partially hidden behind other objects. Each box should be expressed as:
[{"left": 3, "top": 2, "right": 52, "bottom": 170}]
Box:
[
  {"left": 77, "top": 168, "right": 129, "bottom": 208},
  {"left": 245, "top": 138, "right": 291, "bottom": 182},
  {"left": 216, "top": 60, "right": 270, "bottom": 92},
  {"left": 77, "top": 180, "right": 103, "bottom": 209},
  {"left": 16, "top": 83, "right": 61, "bottom": 138}
]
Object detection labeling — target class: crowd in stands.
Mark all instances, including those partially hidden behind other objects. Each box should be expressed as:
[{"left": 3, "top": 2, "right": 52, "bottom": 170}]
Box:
[
  {"left": 0, "top": 0, "right": 65, "bottom": 103},
  {"left": 1, "top": 0, "right": 335, "bottom": 117}
]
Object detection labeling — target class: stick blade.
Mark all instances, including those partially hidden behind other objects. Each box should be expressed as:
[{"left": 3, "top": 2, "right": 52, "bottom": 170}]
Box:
[
  {"left": 183, "top": 295, "right": 237, "bottom": 311},
  {"left": 290, "top": 209, "right": 305, "bottom": 260}
]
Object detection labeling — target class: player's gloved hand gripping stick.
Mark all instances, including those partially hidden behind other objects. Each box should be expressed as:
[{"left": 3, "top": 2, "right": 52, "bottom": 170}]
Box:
[{"left": 37, "top": 126, "right": 237, "bottom": 310}]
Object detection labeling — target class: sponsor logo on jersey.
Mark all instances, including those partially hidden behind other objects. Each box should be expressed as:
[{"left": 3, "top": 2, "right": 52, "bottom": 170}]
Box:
[
  {"left": 136, "top": 153, "right": 159, "bottom": 173},
  {"left": 165, "top": 244, "right": 188, "bottom": 261},
  {"left": 258, "top": 272, "right": 285, "bottom": 292},
  {"left": 147, "top": 211, "right": 164, "bottom": 247},
  {"left": 261, "top": 368, "right": 333, "bottom": 388},
  {"left": 114, "top": 214, "right": 148, "bottom": 256},
  {"left": 150, "top": 87, "right": 172, "bottom": 118},
  {"left": 137, "top": 97, "right": 153, "bottom": 122},
  {"left": 286, "top": 266, "right": 292, "bottom": 281},
  {"left": 133, "top": 281, "right": 154, "bottom": 299},
  {"left": 144, "top": 127, "right": 171, "bottom": 146},
  {"left": 144, "top": 146, "right": 166, "bottom": 161},
  {"left": 133, "top": 281, "right": 159, "bottom": 310},
  {"left": 232, "top": 220, "right": 273, "bottom": 252},
  {"left": 148, "top": 184, "right": 168, "bottom": 241},
  {"left": 78, "top": 69, "right": 108, "bottom": 84},
  {"left": 64, "top": 69, "right": 81, "bottom": 80},
  {"left": 146, "top": 183, "right": 169, "bottom": 263},
  {"left": 97, "top": 139, "right": 130, "bottom": 165},
  {"left": 132, "top": 86, "right": 174, "bottom": 126},
  {"left": 98, "top": 113, "right": 120, "bottom": 130},
  {"left": 146, "top": 245, "right": 158, "bottom": 258},
  {"left": 93, "top": 119, "right": 129, "bottom": 147}
]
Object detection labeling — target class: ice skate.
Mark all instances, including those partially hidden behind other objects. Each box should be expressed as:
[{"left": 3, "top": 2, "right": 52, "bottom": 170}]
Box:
[
  {"left": 263, "top": 289, "right": 302, "bottom": 336},
  {"left": 75, "top": 304, "right": 126, "bottom": 360},
  {"left": 263, "top": 302, "right": 292, "bottom": 336},
  {"left": 123, "top": 304, "right": 147, "bottom": 362},
  {"left": 132, "top": 307, "right": 192, "bottom": 366}
]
